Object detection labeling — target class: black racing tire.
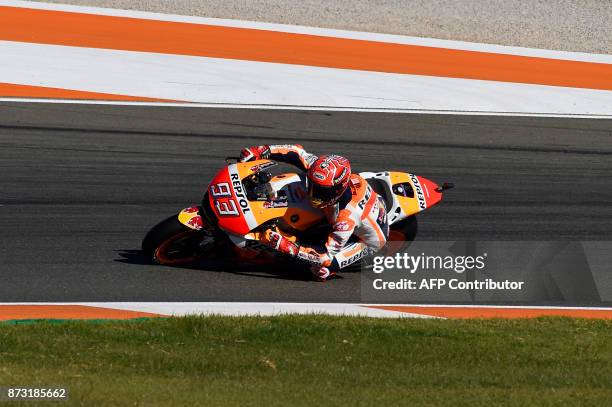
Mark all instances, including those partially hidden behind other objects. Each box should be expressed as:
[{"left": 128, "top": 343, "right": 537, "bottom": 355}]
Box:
[
  {"left": 392, "top": 215, "right": 418, "bottom": 241},
  {"left": 383, "top": 215, "right": 418, "bottom": 256},
  {"left": 142, "top": 215, "right": 205, "bottom": 266},
  {"left": 344, "top": 216, "right": 418, "bottom": 272},
  {"left": 355, "top": 216, "right": 418, "bottom": 273}
]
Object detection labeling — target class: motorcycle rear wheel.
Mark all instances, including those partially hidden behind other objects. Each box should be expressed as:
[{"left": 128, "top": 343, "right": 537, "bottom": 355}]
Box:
[
  {"left": 346, "top": 216, "right": 418, "bottom": 272},
  {"left": 383, "top": 215, "right": 418, "bottom": 256},
  {"left": 142, "top": 215, "right": 208, "bottom": 266}
]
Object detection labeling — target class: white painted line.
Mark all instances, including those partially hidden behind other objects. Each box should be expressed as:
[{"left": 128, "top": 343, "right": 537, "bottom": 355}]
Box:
[
  {"left": 1, "top": 32, "right": 610, "bottom": 116},
  {"left": 1, "top": 98, "right": 611, "bottom": 119},
  {"left": 2, "top": 0, "right": 612, "bottom": 64},
  {"left": 362, "top": 304, "right": 612, "bottom": 311},
  {"left": 0, "top": 302, "right": 433, "bottom": 318},
  {"left": 101, "top": 302, "right": 430, "bottom": 318},
  {"left": 2, "top": 303, "right": 610, "bottom": 319},
  {"left": 3, "top": 41, "right": 610, "bottom": 116}
]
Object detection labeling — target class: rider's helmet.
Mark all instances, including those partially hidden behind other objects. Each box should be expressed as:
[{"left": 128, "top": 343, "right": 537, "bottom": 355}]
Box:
[{"left": 306, "top": 155, "right": 351, "bottom": 208}]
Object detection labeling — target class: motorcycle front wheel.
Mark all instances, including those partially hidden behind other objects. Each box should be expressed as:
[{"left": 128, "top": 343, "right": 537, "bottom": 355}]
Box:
[{"left": 142, "top": 215, "right": 212, "bottom": 266}]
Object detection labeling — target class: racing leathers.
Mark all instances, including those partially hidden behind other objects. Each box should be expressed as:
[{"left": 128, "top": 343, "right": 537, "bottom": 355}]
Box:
[{"left": 239, "top": 144, "right": 389, "bottom": 280}]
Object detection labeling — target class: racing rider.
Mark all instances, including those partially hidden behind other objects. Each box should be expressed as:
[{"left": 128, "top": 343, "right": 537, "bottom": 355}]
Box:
[{"left": 239, "top": 144, "right": 389, "bottom": 281}]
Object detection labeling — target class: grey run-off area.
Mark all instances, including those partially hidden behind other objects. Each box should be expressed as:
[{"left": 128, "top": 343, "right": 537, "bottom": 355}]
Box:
[
  {"left": 0, "top": 102, "right": 611, "bottom": 302},
  {"left": 35, "top": 0, "right": 612, "bottom": 54}
]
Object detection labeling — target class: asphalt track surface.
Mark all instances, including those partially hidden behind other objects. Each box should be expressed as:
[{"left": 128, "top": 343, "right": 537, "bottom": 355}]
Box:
[{"left": 1, "top": 102, "right": 611, "bottom": 302}]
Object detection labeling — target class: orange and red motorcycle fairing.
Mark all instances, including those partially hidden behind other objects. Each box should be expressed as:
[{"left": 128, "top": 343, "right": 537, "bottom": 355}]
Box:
[
  {"left": 143, "top": 159, "right": 452, "bottom": 267},
  {"left": 205, "top": 160, "right": 324, "bottom": 237}
]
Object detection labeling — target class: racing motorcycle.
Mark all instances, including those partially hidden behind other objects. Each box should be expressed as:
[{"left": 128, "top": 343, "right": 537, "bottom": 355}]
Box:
[{"left": 142, "top": 158, "right": 453, "bottom": 269}]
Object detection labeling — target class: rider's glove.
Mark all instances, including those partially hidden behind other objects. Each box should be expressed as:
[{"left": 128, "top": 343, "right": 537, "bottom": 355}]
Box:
[
  {"left": 239, "top": 145, "right": 271, "bottom": 162},
  {"left": 310, "top": 265, "right": 336, "bottom": 282},
  {"left": 262, "top": 228, "right": 299, "bottom": 257}
]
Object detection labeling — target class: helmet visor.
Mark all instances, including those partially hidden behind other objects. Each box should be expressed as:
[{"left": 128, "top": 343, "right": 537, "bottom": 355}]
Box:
[{"left": 307, "top": 180, "right": 345, "bottom": 208}]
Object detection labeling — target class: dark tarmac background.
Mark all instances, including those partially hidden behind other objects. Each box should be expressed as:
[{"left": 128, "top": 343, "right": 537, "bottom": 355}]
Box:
[{"left": 1, "top": 102, "right": 610, "bottom": 302}]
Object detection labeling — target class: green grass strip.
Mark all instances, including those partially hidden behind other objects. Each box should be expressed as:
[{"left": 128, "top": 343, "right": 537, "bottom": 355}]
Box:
[
  {"left": 1, "top": 317, "right": 163, "bottom": 325},
  {"left": 1, "top": 315, "right": 611, "bottom": 406}
]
